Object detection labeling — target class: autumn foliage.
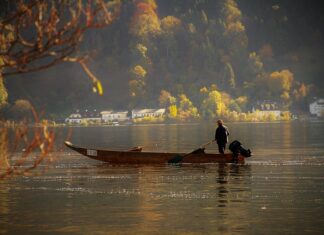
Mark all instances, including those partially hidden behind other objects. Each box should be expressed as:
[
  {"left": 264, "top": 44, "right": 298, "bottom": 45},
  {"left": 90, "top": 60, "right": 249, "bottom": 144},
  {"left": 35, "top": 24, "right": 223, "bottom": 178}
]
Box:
[{"left": 130, "top": 0, "right": 161, "bottom": 37}]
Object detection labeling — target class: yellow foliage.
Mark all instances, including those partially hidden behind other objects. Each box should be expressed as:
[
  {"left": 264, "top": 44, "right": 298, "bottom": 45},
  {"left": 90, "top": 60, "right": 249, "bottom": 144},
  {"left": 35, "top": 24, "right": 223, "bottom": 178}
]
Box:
[
  {"left": 224, "top": 2, "right": 242, "bottom": 23},
  {"left": 92, "top": 80, "right": 103, "bottom": 95},
  {"left": 210, "top": 84, "right": 218, "bottom": 91},
  {"left": 132, "top": 65, "right": 147, "bottom": 78},
  {"left": 200, "top": 87, "right": 208, "bottom": 94},
  {"left": 133, "top": 116, "right": 165, "bottom": 123},
  {"left": 269, "top": 69, "right": 294, "bottom": 92},
  {"left": 0, "top": 77, "right": 8, "bottom": 106},
  {"left": 178, "top": 94, "right": 200, "bottom": 120},
  {"left": 280, "top": 91, "right": 290, "bottom": 101},
  {"left": 249, "top": 52, "right": 263, "bottom": 72},
  {"left": 226, "top": 21, "right": 245, "bottom": 33},
  {"left": 168, "top": 104, "right": 178, "bottom": 118},
  {"left": 223, "top": 0, "right": 245, "bottom": 34},
  {"left": 130, "top": 7, "right": 161, "bottom": 37},
  {"left": 214, "top": 109, "right": 292, "bottom": 122},
  {"left": 136, "top": 43, "right": 148, "bottom": 58},
  {"left": 161, "top": 16, "right": 181, "bottom": 33},
  {"left": 235, "top": 96, "right": 248, "bottom": 105},
  {"left": 201, "top": 90, "right": 226, "bottom": 118},
  {"left": 281, "top": 111, "right": 291, "bottom": 121}
]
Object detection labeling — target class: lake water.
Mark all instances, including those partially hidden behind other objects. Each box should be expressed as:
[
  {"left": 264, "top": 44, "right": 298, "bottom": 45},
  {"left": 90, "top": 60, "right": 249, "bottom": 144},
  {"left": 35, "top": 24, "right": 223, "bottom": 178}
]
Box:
[{"left": 1, "top": 122, "right": 324, "bottom": 234}]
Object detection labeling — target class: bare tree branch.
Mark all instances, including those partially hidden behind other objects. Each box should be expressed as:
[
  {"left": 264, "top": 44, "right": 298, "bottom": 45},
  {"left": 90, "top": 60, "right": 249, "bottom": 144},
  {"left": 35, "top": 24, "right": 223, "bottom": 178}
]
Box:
[{"left": 0, "top": 0, "right": 121, "bottom": 93}]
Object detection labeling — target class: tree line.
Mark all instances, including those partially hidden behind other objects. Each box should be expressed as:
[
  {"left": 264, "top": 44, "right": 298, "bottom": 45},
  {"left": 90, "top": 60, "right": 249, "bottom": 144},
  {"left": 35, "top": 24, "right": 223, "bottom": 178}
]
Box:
[{"left": 2, "top": 0, "right": 323, "bottom": 121}]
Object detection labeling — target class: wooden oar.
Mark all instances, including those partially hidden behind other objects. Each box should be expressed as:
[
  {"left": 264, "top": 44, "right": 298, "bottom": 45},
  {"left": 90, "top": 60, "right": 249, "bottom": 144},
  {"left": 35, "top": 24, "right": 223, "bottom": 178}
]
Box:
[{"left": 168, "top": 140, "right": 215, "bottom": 164}]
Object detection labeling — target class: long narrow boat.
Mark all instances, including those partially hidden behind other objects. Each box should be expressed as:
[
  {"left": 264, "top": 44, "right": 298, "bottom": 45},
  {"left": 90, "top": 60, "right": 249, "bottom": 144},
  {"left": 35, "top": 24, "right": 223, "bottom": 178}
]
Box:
[{"left": 64, "top": 141, "right": 245, "bottom": 164}]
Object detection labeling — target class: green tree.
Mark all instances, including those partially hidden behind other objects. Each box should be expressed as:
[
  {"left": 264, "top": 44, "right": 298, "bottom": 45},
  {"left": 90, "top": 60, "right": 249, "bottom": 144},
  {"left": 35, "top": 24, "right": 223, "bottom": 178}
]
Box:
[{"left": 229, "top": 100, "right": 241, "bottom": 112}]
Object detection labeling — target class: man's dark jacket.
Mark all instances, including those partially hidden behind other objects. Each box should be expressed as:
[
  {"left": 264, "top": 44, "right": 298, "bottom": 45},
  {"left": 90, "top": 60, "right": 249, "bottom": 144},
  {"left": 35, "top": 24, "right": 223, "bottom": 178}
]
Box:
[{"left": 215, "top": 125, "right": 229, "bottom": 144}]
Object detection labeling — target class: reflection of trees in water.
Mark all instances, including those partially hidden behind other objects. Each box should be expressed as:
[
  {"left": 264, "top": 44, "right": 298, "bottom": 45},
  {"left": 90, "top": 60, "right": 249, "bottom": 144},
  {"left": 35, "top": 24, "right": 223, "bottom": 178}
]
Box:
[{"left": 0, "top": 123, "right": 56, "bottom": 178}]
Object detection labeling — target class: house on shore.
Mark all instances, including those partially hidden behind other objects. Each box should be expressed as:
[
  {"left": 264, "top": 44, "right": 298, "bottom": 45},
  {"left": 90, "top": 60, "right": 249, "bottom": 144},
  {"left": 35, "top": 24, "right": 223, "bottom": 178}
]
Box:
[
  {"left": 65, "top": 110, "right": 101, "bottom": 124},
  {"left": 131, "top": 109, "right": 166, "bottom": 119},
  {"left": 65, "top": 108, "right": 166, "bottom": 124},
  {"left": 81, "top": 110, "right": 101, "bottom": 123},
  {"left": 309, "top": 98, "right": 324, "bottom": 117},
  {"left": 65, "top": 113, "right": 82, "bottom": 124},
  {"left": 252, "top": 100, "right": 282, "bottom": 118},
  {"left": 101, "top": 110, "right": 129, "bottom": 122}
]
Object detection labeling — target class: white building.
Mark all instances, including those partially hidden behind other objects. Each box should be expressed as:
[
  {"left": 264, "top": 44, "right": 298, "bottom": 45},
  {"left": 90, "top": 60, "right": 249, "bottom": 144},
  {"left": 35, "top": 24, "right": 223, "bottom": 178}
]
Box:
[
  {"left": 65, "top": 113, "right": 82, "bottom": 124},
  {"left": 82, "top": 110, "right": 101, "bottom": 123},
  {"left": 101, "top": 110, "right": 129, "bottom": 122},
  {"left": 310, "top": 98, "right": 324, "bottom": 117},
  {"left": 131, "top": 109, "right": 165, "bottom": 119},
  {"left": 252, "top": 100, "right": 282, "bottom": 118}
]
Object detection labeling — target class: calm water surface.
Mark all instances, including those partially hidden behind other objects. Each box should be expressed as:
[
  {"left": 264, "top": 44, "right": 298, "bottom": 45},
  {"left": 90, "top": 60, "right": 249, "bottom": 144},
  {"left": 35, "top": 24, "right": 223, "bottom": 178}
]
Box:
[{"left": 1, "top": 122, "right": 324, "bottom": 234}]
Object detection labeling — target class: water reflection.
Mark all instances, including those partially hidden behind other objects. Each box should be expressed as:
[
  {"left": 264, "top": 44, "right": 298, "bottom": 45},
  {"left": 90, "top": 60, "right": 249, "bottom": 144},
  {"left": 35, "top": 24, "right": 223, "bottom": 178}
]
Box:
[
  {"left": 1, "top": 122, "right": 324, "bottom": 234},
  {"left": 0, "top": 179, "right": 10, "bottom": 234},
  {"left": 0, "top": 129, "right": 9, "bottom": 175},
  {"left": 216, "top": 163, "right": 252, "bottom": 208}
]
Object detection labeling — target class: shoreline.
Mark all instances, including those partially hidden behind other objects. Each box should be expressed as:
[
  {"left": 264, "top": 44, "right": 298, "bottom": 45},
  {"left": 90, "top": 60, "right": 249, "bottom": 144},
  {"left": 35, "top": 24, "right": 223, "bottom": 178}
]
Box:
[{"left": 1, "top": 118, "right": 324, "bottom": 128}]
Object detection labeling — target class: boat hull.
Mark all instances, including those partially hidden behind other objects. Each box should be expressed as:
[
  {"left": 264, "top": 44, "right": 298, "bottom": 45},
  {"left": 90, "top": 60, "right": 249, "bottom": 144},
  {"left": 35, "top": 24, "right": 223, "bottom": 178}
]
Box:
[{"left": 64, "top": 141, "right": 244, "bottom": 164}]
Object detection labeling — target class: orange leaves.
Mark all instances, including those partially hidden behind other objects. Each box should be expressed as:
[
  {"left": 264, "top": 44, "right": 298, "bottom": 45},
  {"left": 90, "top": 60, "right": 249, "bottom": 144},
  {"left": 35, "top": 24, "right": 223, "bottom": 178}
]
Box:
[
  {"left": 136, "top": 2, "right": 156, "bottom": 15},
  {"left": 129, "top": 0, "right": 161, "bottom": 37},
  {"left": 132, "top": 65, "right": 147, "bottom": 78}
]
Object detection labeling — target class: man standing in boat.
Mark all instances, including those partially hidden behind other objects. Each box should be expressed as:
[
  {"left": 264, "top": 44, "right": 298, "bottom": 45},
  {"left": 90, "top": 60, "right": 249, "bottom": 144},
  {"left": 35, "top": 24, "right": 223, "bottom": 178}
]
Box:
[{"left": 215, "top": 119, "right": 230, "bottom": 154}]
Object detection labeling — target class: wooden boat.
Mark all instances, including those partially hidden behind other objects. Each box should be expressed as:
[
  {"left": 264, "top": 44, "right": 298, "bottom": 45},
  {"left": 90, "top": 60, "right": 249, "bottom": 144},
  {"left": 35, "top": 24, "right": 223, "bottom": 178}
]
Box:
[{"left": 64, "top": 141, "right": 245, "bottom": 164}]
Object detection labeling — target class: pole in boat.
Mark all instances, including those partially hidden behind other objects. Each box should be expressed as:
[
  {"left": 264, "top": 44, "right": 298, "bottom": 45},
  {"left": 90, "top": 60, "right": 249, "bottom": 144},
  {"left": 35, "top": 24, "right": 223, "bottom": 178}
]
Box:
[{"left": 168, "top": 140, "right": 215, "bottom": 164}]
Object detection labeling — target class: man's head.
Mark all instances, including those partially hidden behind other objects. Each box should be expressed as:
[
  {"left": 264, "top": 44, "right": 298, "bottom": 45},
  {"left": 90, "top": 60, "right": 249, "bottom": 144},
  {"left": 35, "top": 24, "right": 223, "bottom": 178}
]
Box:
[{"left": 217, "top": 119, "right": 223, "bottom": 126}]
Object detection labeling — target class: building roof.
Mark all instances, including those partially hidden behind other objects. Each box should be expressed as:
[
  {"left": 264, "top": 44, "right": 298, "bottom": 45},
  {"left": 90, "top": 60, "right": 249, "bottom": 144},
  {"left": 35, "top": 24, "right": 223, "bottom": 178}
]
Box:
[
  {"left": 79, "top": 109, "right": 101, "bottom": 118},
  {"left": 101, "top": 110, "right": 128, "bottom": 115},
  {"left": 132, "top": 108, "right": 165, "bottom": 114}
]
